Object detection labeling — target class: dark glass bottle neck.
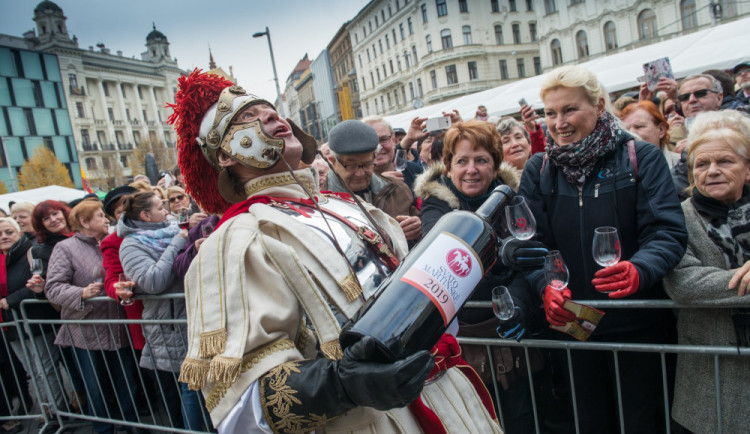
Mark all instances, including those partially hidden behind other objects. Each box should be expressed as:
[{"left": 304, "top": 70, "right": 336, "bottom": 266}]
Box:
[{"left": 475, "top": 185, "right": 514, "bottom": 223}]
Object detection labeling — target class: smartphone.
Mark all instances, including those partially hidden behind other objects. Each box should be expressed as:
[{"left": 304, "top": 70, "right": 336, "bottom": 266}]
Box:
[
  {"left": 518, "top": 98, "right": 527, "bottom": 107},
  {"left": 425, "top": 116, "right": 451, "bottom": 132},
  {"left": 163, "top": 173, "right": 173, "bottom": 188},
  {"left": 642, "top": 57, "right": 674, "bottom": 91}
]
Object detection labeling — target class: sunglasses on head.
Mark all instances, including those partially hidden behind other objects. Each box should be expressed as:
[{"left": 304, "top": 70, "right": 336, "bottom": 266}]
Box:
[
  {"left": 676, "top": 89, "right": 717, "bottom": 103},
  {"left": 168, "top": 194, "right": 185, "bottom": 203}
]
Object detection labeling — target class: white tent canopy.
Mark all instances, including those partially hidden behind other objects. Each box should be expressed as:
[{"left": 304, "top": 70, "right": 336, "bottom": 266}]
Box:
[
  {"left": 0, "top": 185, "right": 87, "bottom": 213},
  {"left": 384, "top": 16, "right": 750, "bottom": 128}
]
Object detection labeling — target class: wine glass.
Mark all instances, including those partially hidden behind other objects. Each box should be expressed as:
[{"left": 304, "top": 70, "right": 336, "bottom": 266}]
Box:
[
  {"left": 30, "top": 259, "right": 44, "bottom": 276},
  {"left": 492, "top": 286, "right": 515, "bottom": 321},
  {"left": 505, "top": 196, "right": 536, "bottom": 240},
  {"left": 394, "top": 149, "right": 408, "bottom": 172},
  {"left": 93, "top": 265, "right": 105, "bottom": 284},
  {"left": 544, "top": 250, "right": 569, "bottom": 291},
  {"left": 592, "top": 226, "right": 621, "bottom": 268},
  {"left": 119, "top": 273, "right": 134, "bottom": 306}
]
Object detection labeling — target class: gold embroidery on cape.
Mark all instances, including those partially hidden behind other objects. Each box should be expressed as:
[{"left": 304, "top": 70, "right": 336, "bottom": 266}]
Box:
[
  {"left": 260, "top": 360, "right": 333, "bottom": 433},
  {"left": 204, "top": 339, "right": 296, "bottom": 412},
  {"left": 244, "top": 173, "right": 316, "bottom": 198}
]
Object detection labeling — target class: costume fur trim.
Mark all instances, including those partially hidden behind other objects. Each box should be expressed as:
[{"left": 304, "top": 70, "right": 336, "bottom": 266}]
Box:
[{"left": 413, "top": 162, "right": 521, "bottom": 210}]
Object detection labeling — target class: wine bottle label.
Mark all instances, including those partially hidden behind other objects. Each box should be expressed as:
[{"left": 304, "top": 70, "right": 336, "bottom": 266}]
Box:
[{"left": 400, "top": 232, "right": 484, "bottom": 326}]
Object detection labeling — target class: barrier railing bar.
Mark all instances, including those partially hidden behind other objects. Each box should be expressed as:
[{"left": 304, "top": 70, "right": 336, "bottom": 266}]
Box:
[
  {"left": 661, "top": 353, "right": 671, "bottom": 434},
  {"left": 613, "top": 350, "right": 624, "bottom": 434},
  {"left": 523, "top": 346, "right": 541, "bottom": 434},
  {"left": 714, "top": 354, "right": 722, "bottom": 434},
  {"left": 565, "top": 348, "right": 580, "bottom": 434}
]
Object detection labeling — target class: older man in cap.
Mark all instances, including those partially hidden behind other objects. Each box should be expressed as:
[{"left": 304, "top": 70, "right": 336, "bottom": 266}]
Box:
[
  {"left": 363, "top": 116, "right": 423, "bottom": 190},
  {"left": 326, "top": 120, "right": 422, "bottom": 243},
  {"left": 734, "top": 61, "right": 750, "bottom": 106}
]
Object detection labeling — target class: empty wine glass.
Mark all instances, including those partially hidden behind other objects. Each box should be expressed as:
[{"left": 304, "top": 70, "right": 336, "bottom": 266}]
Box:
[
  {"left": 119, "top": 273, "right": 134, "bottom": 306},
  {"left": 544, "top": 250, "right": 569, "bottom": 291},
  {"left": 505, "top": 196, "right": 536, "bottom": 240},
  {"left": 492, "top": 286, "right": 515, "bottom": 321},
  {"left": 93, "top": 265, "right": 105, "bottom": 284},
  {"left": 394, "top": 149, "right": 408, "bottom": 171},
  {"left": 30, "top": 258, "right": 44, "bottom": 276},
  {"left": 592, "top": 226, "right": 621, "bottom": 268}
]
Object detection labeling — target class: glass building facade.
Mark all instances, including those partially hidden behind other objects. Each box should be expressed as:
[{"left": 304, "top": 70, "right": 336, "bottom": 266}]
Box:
[{"left": 0, "top": 45, "right": 81, "bottom": 191}]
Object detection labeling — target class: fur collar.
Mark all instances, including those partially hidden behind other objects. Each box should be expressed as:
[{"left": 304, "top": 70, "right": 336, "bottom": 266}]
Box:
[{"left": 413, "top": 162, "right": 521, "bottom": 210}]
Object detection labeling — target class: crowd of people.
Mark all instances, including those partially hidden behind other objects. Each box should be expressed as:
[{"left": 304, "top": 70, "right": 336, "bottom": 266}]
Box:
[{"left": 0, "top": 60, "right": 748, "bottom": 434}]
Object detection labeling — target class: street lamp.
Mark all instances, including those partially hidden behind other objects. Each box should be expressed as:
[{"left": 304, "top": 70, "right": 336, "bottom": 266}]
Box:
[{"left": 253, "top": 27, "right": 285, "bottom": 118}]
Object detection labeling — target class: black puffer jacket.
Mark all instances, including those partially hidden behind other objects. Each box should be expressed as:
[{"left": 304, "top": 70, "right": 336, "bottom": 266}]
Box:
[
  {"left": 519, "top": 136, "right": 688, "bottom": 335},
  {"left": 4, "top": 236, "right": 59, "bottom": 339}
]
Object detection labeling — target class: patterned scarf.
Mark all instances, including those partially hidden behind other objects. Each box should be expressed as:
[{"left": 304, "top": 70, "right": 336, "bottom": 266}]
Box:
[
  {"left": 545, "top": 111, "right": 630, "bottom": 187},
  {"left": 127, "top": 221, "right": 180, "bottom": 254},
  {"left": 691, "top": 187, "right": 750, "bottom": 268}
]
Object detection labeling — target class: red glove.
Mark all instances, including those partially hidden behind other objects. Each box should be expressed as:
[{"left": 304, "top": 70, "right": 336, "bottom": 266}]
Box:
[
  {"left": 592, "top": 261, "right": 640, "bottom": 299},
  {"left": 543, "top": 286, "right": 576, "bottom": 327}
]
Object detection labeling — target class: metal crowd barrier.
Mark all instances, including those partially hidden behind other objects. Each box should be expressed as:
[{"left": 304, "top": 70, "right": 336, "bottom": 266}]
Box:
[{"left": 2, "top": 296, "right": 745, "bottom": 433}]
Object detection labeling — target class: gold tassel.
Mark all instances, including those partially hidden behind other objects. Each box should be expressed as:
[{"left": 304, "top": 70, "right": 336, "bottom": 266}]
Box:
[
  {"left": 179, "top": 358, "right": 210, "bottom": 390},
  {"left": 321, "top": 339, "right": 344, "bottom": 360},
  {"left": 209, "top": 355, "right": 242, "bottom": 385},
  {"left": 199, "top": 328, "right": 227, "bottom": 358},
  {"left": 339, "top": 272, "right": 362, "bottom": 302}
]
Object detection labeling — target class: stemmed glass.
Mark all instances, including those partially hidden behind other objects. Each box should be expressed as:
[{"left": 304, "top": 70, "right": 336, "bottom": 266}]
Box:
[
  {"left": 505, "top": 196, "right": 536, "bottom": 240},
  {"left": 201, "top": 223, "right": 215, "bottom": 238},
  {"left": 93, "top": 265, "right": 105, "bottom": 284},
  {"left": 544, "top": 250, "right": 569, "bottom": 291},
  {"left": 492, "top": 286, "right": 515, "bottom": 321},
  {"left": 394, "top": 149, "right": 408, "bottom": 172},
  {"left": 592, "top": 226, "right": 621, "bottom": 268},
  {"left": 30, "top": 259, "right": 44, "bottom": 277},
  {"left": 119, "top": 273, "right": 134, "bottom": 306}
]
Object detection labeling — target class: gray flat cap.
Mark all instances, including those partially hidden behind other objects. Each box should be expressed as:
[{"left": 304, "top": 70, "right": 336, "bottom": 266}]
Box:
[{"left": 328, "top": 120, "right": 378, "bottom": 155}]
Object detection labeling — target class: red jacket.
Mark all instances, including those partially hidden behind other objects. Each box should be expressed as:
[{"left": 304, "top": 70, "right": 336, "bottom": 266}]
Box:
[
  {"left": 528, "top": 124, "right": 545, "bottom": 155},
  {"left": 101, "top": 232, "right": 146, "bottom": 350}
]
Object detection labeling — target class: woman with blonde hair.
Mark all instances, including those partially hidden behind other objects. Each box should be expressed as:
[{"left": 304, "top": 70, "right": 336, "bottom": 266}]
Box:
[
  {"left": 518, "top": 65, "right": 687, "bottom": 433},
  {"left": 10, "top": 202, "right": 35, "bottom": 239}
]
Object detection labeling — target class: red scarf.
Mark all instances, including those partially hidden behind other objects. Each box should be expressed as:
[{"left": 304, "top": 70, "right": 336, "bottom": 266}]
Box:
[{"left": 408, "top": 334, "right": 498, "bottom": 433}]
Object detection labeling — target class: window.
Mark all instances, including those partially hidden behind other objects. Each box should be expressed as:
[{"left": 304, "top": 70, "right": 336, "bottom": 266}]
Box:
[
  {"left": 68, "top": 73, "right": 78, "bottom": 89},
  {"left": 369, "top": 21, "right": 373, "bottom": 33},
  {"left": 430, "top": 70, "right": 438, "bottom": 89},
  {"left": 375, "top": 98, "right": 380, "bottom": 114},
  {"left": 85, "top": 157, "right": 97, "bottom": 170},
  {"left": 551, "top": 39, "right": 563, "bottom": 65},
  {"left": 373, "top": 44, "right": 377, "bottom": 58},
  {"left": 400, "top": 23, "right": 405, "bottom": 40},
  {"left": 370, "top": 72, "right": 375, "bottom": 88},
  {"left": 405, "top": 51, "right": 411, "bottom": 68},
  {"left": 446, "top": 65, "right": 457, "bottom": 85},
  {"left": 380, "top": 96, "right": 385, "bottom": 112},
  {"left": 440, "top": 29, "right": 453, "bottom": 49},
  {"left": 81, "top": 129, "right": 90, "bottom": 146},
  {"left": 421, "top": 4, "right": 428, "bottom": 23},
  {"left": 395, "top": 90, "right": 399, "bottom": 106},
  {"left": 107, "top": 107, "right": 114, "bottom": 121},
  {"left": 720, "top": 0, "right": 737, "bottom": 18},
  {"left": 529, "top": 22, "right": 537, "bottom": 41},
  {"left": 412, "top": 46, "right": 418, "bottom": 65},
  {"left": 397, "top": 55, "right": 402, "bottom": 71},
  {"left": 381, "top": 10, "right": 386, "bottom": 22},
  {"left": 392, "top": 29, "right": 397, "bottom": 44},
  {"left": 359, "top": 54, "right": 363, "bottom": 68},
  {"left": 102, "top": 156, "right": 110, "bottom": 170},
  {"left": 681, "top": 0, "right": 697, "bottom": 30},
  {"left": 401, "top": 86, "right": 406, "bottom": 102},
  {"left": 544, "top": 0, "right": 557, "bottom": 14},
  {"left": 576, "top": 30, "right": 589, "bottom": 58},
  {"left": 355, "top": 32, "right": 359, "bottom": 44},
  {"left": 367, "top": 48, "right": 371, "bottom": 62},
  {"left": 120, "top": 156, "right": 128, "bottom": 168},
  {"left": 638, "top": 9, "right": 658, "bottom": 39},
  {"left": 463, "top": 26, "right": 472, "bottom": 45},
  {"left": 142, "top": 110, "right": 148, "bottom": 121},
  {"left": 376, "top": 68, "right": 381, "bottom": 82},
  {"left": 459, "top": 0, "right": 468, "bottom": 13},
  {"left": 102, "top": 82, "right": 109, "bottom": 97},
  {"left": 517, "top": 58, "right": 526, "bottom": 77},
  {"left": 362, "top": 77, "right": 367, "bottom": 91},
  {"left": 512, "top": 24, "right": 521, "bottom": 44},
  {"left": 375, "top": 16, "right": 379, "bottom": 27},
  {"left": 509, "top": 0, "right": 517, "bottom": 12},
  {"left": 499, "top": 60, "right": 508, "bottom": 79},
  {"left": 436, "top": 0, "right": 447, "bottom": 17},
  {"left": 604, "top": 21, "right": 617, "bottom": 50},
  {"left": 408, "top": 17, "right": 414, "bottom": 34},
  {"left": 409, "top": 82, "right": 415, "bottom": 99},
  {"left": 426, "top": 35, "right": 433, "bottom": 52},
  {"left": 533, "top": 56, "right": 541, "bottom": 75},
  {"left": 379, "top": 40, "right": 383, "bottom": 54},
  {"left": 363, "top": 26, "right": 367, "bottom": 37},
  {"left": 137, "top": 86, "right": 143, "bottom": 99},
  {"left": 389, "top": 60, "right": 394, "bottom": 74},
  {"left": 526, "top": 0, "right": 533, "bottom": 11},
  {"left": 385, "top": 35, "right": 390, "bottom": 49},
  {"left": 494, "top": 25, "right": 504, "bottom": 45},
  {"left": 468, "top": 61, "right": 478, "bottom": 80},
  {"left": 76, "top": 102, "right": 84, "bottom": 118},
  {"left": 491, "top": 0, "right": 499, "bottom": 13},
  {"left": 387, "top": 93, "right": 392, "bottom": 107},
  {"left": 417, "top": 78, "right": 423, "bottom": 97},
  {"left": 365, "top": 101, "right": 370, "bottom": 115}
]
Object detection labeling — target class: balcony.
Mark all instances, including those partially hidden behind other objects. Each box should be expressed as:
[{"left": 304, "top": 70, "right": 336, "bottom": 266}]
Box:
[
  {"left": 95, "top": 119, "right": 106, "bottom": 126},
  {"left": 130, "top": 119, "right": 141, "bottom": 126},
  {"left": 419, "top": 45, "right": 490, "bottom": 69},
  {"left": 119, "top": 143, "right": 134, "bottom": 150},
  {"left": 113, "top": 120, "right": 124, "bottom": 126},
  {"left": 69, "top": 86, "right": 86, "bottom": 96},
  {"left": 81, "top": 143, "right": 98, "bottom": 152},
  {"left": 147, "top": 121, "right": 155, "bottom": 127},
  {"left": 423, "top": 80, "right": 496, "bottom": 104},
  {"left": 101, "top": 144, "right": 116, "bottom": 151}
]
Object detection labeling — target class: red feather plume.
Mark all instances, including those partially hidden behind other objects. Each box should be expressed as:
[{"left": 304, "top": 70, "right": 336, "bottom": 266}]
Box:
[{"left": 166, "top": 69, "right": 235, "bottom": 214}]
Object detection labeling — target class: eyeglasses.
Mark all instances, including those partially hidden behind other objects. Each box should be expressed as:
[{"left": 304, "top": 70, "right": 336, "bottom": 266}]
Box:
[
  {"left": 378, "top": 135, "right": 393, "bottom": 145},
  {"left": 336, "top": 158, "right": 376, "bottom": 172},
  {"left": 168, "top": 194, "right": 186, "bottom": 203},
  {"left": 677, "top": 89, "right": 717, "bottom": 103}
]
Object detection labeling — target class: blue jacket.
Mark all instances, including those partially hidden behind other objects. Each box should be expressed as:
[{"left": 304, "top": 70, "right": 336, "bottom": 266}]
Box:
[{"left": 519, "top": 137, "right": 687, "bottom": 334}]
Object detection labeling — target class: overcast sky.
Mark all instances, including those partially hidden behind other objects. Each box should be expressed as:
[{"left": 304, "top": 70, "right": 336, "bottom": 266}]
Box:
[{"left": 0, "top": 0, "right": 369, "bottom": 101}]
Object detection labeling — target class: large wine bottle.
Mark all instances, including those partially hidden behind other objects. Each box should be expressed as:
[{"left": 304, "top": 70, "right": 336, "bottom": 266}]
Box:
[{"left": 340, "top": 185, "right": 514, "bottom": 361}]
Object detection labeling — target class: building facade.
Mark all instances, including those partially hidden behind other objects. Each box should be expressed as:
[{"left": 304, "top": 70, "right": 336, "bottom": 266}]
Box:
[
  {"left": 310, "top": 49, "right": 338, "bottom": 142},
  {"left": 349, "top": 0, "right": 541, "bottom": 117},
  {"left": 0, "top": 42, "right": 81, "bottom": 191},
  {"left": 538, "top": 0, "right": 750, "bottom": 70},
  {"left": 20, "top": 1, "right": 184, "bottom": 188},
  {"left": 328, "top": 23, "right": 362, "bottom": 122},
  {"left": 284, "top": 54, "right": 312, "bottom": 129}
]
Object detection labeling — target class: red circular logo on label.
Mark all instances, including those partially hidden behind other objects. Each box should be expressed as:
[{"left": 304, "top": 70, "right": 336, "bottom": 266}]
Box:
[
  {"left": 447, "top": 248, "right": 472, "bottom": 277},
  {"left": 516, "top": 217, "right": 527, "bottom": 228}
]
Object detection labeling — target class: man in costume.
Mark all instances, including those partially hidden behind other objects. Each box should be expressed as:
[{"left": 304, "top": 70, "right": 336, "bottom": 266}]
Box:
[{"left": 168, "top": 69, "right": 501, "bottom": 433}]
